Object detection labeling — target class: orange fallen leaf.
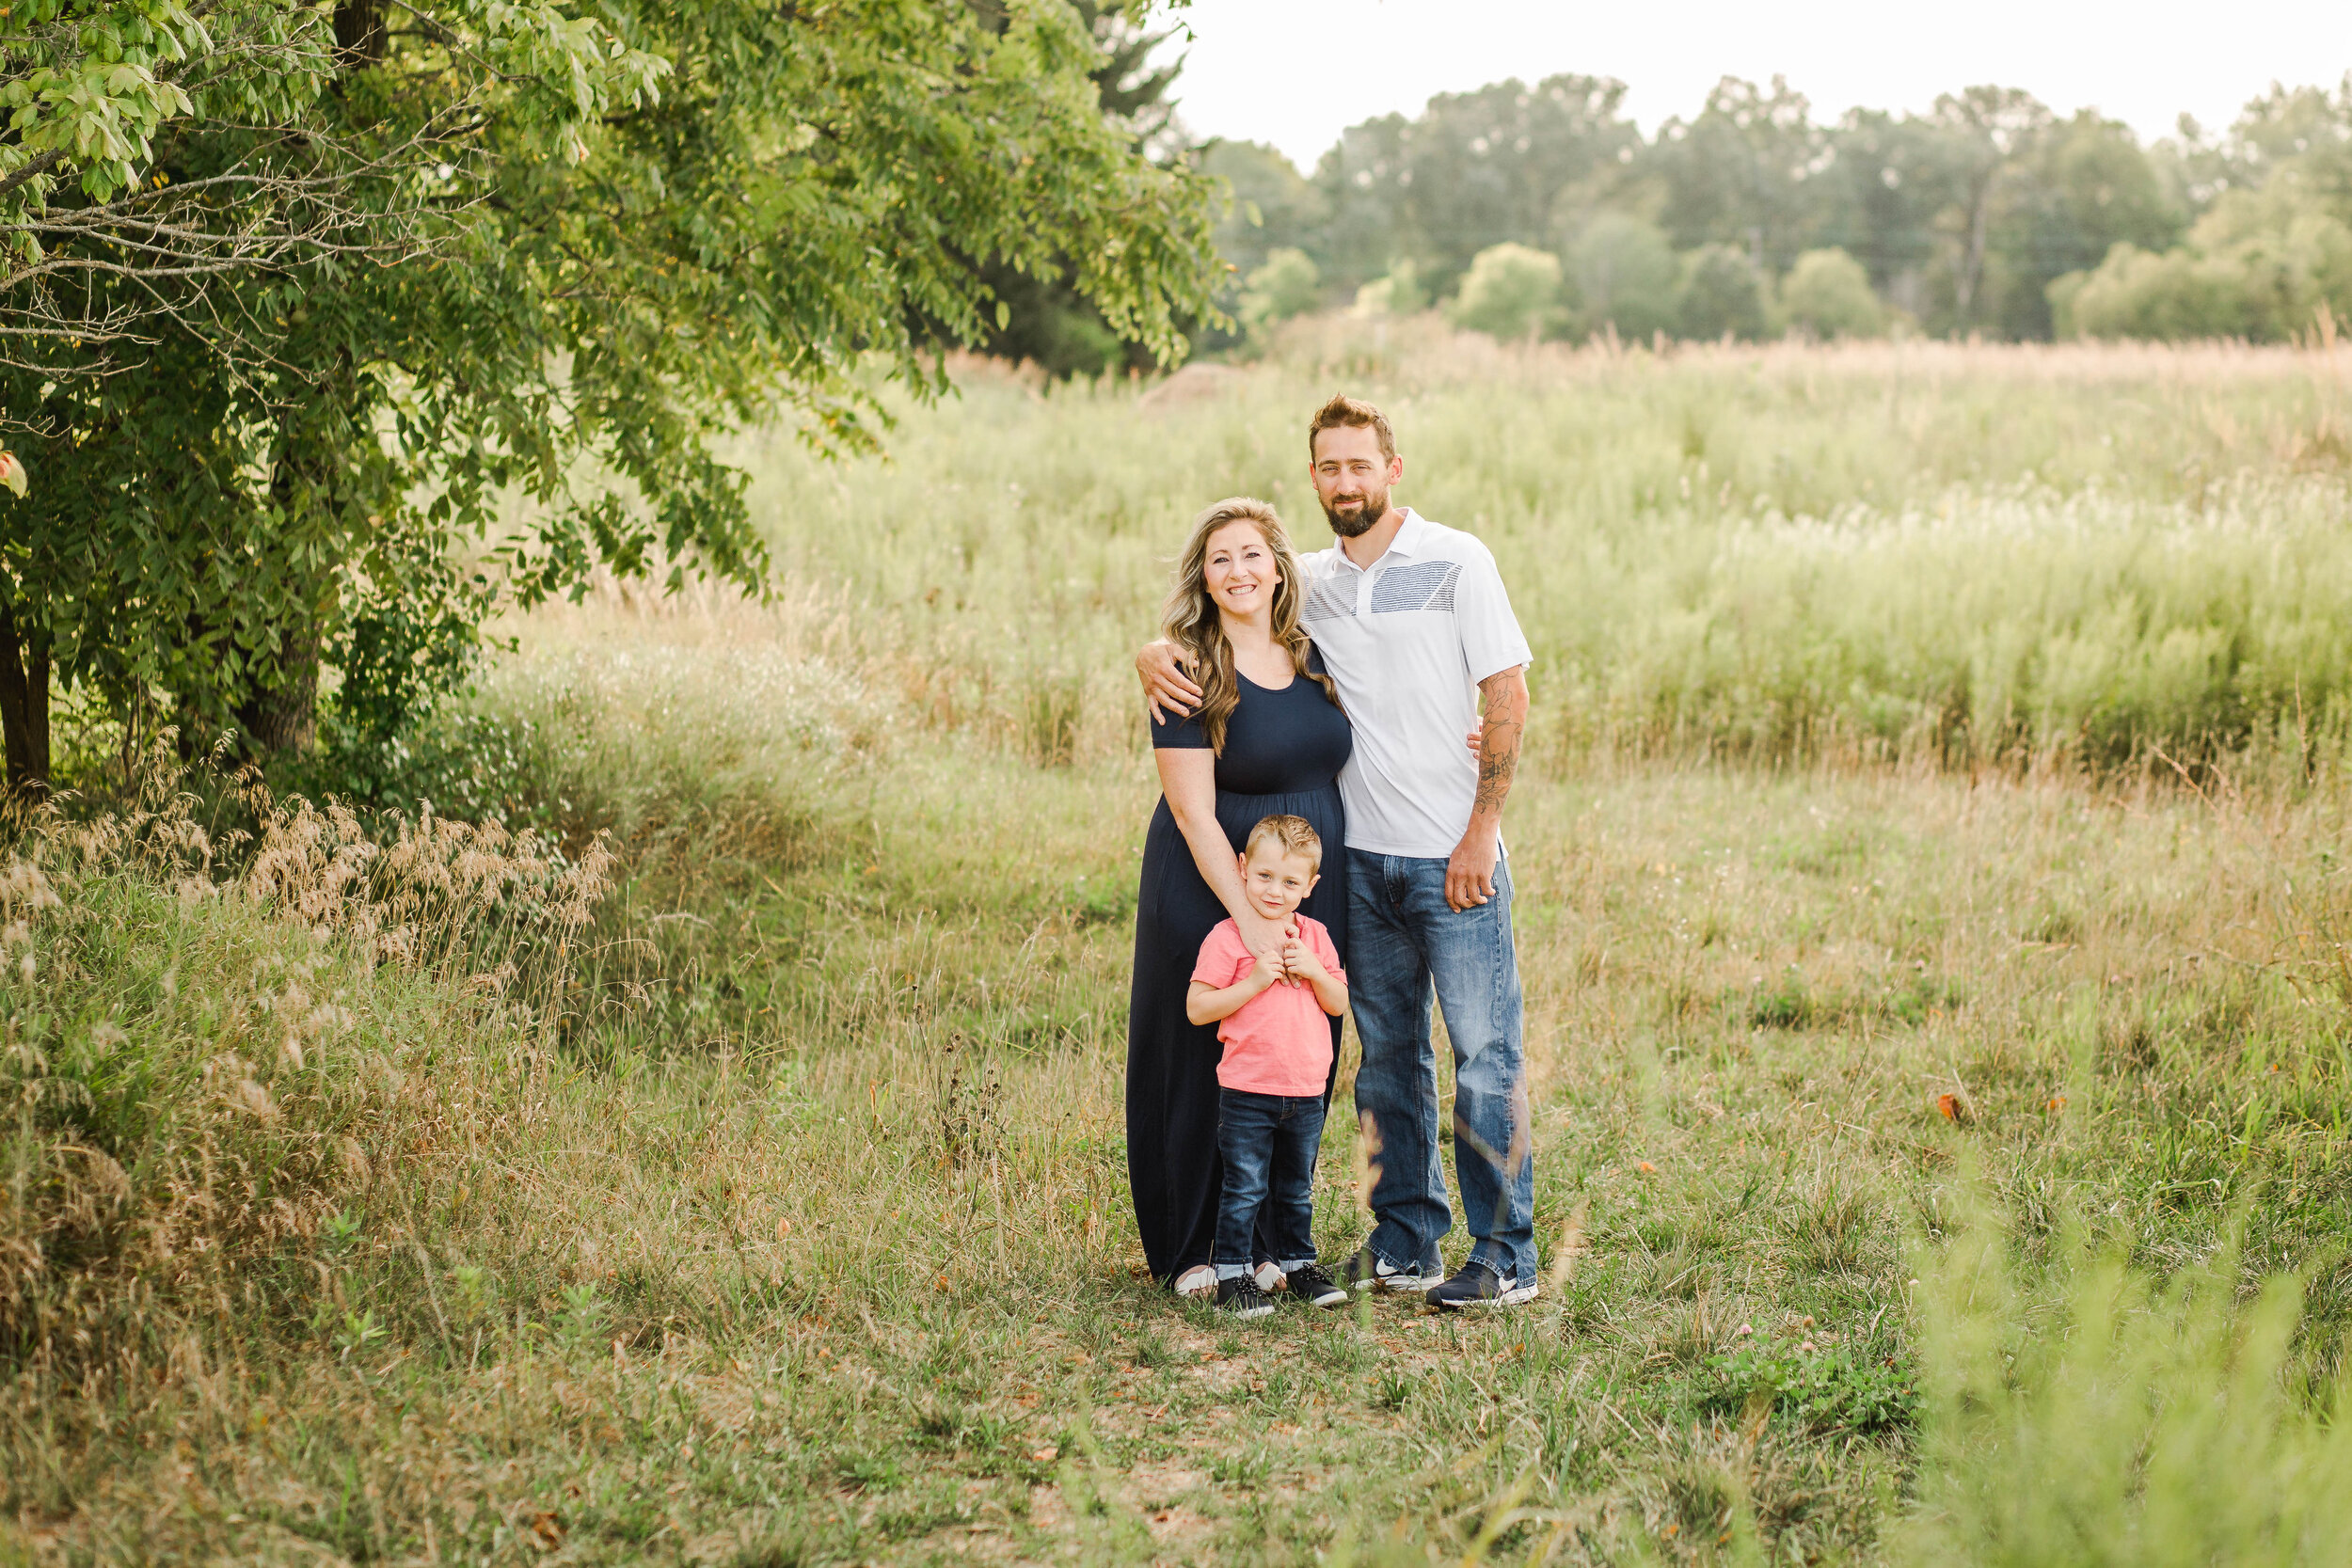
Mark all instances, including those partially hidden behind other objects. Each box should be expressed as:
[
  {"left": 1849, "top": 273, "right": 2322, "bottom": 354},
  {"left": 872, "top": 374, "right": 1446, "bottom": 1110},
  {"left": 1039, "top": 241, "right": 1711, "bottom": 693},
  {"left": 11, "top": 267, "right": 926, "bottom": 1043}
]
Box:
[
  {"left": 2046, "top": 1095, "right": 2066, "bottom": 1113},
  {"left": 1030, "top": 1445, "right": 1058, "bottom": 1463},
  {"left": 1937, "top": 1092, "right": 1972, "bottom": 1124},
  {"left": 1637, "top": 1160, "right": 1657, "bottom": 1174}
]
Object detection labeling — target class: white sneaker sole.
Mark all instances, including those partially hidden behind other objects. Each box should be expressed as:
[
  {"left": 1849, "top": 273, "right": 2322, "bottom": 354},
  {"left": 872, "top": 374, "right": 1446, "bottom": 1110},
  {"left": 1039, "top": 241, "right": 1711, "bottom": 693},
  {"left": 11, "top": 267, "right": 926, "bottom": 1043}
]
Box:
[
  {"left": 1302, "top": 1288, "right": 1350, "bottom": 1308},
  {"left": 1435, "top": 1280, "right": 1541, "bottom": 1310},
  {"left": 1353, "top": 1272, "right": 1439, "bottom": 1293},
  {"left": 1221, "top": 1302, "right": 1275, "bottom": 1320}
]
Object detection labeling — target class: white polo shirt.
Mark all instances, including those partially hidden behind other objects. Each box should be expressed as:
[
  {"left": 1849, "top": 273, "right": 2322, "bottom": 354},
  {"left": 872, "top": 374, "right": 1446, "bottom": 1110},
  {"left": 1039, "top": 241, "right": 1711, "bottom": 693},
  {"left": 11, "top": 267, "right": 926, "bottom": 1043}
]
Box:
[{"left": 1298, "top": 509, "right": 1533, "bottom": 858}]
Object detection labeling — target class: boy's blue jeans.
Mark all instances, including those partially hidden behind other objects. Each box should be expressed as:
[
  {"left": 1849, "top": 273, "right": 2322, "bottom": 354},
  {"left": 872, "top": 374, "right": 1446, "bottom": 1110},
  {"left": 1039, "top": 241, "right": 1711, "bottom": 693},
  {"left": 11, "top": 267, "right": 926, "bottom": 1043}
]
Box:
[
  {"left": 1212, "top": 1089, "right": 1326, "bottom": 1280},
  {"left": 1348, "top": 849, "right": 1536, "bottom": 1284}
]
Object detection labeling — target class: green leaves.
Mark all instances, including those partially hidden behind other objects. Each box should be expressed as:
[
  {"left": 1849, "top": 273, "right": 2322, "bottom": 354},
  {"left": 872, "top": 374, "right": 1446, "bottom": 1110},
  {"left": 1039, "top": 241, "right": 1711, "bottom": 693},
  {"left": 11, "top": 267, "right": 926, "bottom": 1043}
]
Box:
[
  {"left": 1702, "top": 1340, "right": 1923, "bottom": 1434},
  {"left": 0, "top": 0, "right": 266, "bottom": 212},
  {"left": 0, "top": 0, "right": 1223, "bottom": 789}
]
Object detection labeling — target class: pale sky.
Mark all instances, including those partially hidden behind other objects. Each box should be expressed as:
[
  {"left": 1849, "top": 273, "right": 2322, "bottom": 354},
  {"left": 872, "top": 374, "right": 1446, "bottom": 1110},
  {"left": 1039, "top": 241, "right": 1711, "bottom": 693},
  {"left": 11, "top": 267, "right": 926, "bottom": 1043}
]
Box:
[{"left": 1163, "top": 0, "right": 2352, "bottom": 169}]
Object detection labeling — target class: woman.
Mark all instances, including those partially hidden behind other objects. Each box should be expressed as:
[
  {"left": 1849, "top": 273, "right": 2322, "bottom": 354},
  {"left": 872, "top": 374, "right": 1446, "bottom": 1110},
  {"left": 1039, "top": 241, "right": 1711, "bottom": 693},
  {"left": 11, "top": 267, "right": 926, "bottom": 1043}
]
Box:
[{"left": 1127, "top": 498, "right": 1352, "bottom": 1298}]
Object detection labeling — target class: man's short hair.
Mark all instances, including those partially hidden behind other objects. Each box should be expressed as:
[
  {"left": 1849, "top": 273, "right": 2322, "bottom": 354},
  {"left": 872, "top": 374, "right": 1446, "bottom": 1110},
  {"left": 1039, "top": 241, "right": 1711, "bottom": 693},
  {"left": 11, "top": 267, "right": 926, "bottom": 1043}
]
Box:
[
  {"left": 1308, "top": 394, "right": 1397, "bottom": 466},
  {"left": 1244, "top": 814, "right": 1323, "bottom": 873}
]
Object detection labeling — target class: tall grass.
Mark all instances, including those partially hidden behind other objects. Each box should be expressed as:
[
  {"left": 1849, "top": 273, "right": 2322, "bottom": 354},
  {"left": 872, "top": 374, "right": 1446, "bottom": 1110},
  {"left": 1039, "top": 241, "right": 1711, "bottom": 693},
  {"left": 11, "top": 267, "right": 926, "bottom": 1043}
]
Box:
[
  {"left": 724, "top": 324, "right": 2352, "bottom": 772},
  {"left": 1906, "top": 1196, "right": 2352, "bottom": 1568},
  {"left": 0, "top": 761, "right": 614, "bottom": 1373}
]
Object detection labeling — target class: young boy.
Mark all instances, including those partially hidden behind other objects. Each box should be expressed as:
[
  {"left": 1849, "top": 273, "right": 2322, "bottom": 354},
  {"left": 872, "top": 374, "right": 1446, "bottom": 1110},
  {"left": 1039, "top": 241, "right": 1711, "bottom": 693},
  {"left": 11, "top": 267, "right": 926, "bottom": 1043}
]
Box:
[{"left": 1186, "top": 815, "right": 1351, "bottom": 1318}]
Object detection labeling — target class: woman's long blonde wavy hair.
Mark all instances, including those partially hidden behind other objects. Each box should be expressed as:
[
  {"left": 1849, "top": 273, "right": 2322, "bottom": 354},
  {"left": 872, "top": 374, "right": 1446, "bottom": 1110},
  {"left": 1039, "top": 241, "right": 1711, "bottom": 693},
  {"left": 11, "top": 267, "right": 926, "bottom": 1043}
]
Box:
[{"left": 1161, "top": 497, "right": 1341, "bottom": 753}]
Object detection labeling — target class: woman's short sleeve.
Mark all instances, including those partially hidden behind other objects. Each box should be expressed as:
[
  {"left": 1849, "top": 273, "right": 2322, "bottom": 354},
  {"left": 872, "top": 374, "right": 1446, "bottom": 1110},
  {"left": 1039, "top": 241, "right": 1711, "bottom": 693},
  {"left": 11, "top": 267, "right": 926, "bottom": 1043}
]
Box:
[{"left": 1152, "top": 700, "right": 1211, "bottom": 750}]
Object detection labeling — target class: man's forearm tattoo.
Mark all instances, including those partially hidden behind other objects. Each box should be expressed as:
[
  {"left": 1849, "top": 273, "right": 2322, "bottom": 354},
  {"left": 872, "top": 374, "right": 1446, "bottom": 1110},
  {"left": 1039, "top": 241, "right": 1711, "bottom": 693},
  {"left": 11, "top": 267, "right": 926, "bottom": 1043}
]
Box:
[{"left": 1474, "top": 715, "right": 1522, "bottom": 816}]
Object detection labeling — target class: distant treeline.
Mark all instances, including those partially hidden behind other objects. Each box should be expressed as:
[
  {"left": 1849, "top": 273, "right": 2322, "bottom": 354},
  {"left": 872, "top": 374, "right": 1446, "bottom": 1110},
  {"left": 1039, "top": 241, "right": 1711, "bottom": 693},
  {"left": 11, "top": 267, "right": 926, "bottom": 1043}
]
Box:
[{"left": 1196, "top": 73, "right": 2352, "bottom": 346}]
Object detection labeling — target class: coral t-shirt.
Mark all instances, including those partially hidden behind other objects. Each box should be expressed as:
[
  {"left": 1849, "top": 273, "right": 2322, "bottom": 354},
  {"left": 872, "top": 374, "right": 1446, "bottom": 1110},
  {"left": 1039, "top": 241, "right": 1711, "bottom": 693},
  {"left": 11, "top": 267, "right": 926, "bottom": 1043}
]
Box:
[{"left": 1191, "top": 915, "right": 1346, "bottom": 1096}]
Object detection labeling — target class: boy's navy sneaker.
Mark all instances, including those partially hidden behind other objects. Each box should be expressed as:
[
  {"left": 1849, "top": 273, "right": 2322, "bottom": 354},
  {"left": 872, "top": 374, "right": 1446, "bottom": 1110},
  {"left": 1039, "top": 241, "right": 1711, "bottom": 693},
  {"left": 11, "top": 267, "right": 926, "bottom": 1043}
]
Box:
[
  {"left": 1341, "top": 1251, "right": 1440, "bottom": 1293},
  {"left": 1285, "top": 1262, "right": 1348, "bottom": 1308},
  {"left": 1216, "top": 1275, "right": 1275, "bottom": 1320},
  {"left": 1424, "top": 1259, "right": 1539, "bottom": 1310}
]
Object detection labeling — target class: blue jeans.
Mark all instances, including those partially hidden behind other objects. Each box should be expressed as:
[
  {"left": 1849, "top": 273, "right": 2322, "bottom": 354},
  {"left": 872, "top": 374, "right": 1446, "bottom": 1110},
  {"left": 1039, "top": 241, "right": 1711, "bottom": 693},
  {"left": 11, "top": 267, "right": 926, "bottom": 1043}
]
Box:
[
  {"left": 1348, "top": 850, "right": 1535, "bottom": 1282},
  {"left": 1212, "top": 1089, "right": 1326, "bottom": 1280}
]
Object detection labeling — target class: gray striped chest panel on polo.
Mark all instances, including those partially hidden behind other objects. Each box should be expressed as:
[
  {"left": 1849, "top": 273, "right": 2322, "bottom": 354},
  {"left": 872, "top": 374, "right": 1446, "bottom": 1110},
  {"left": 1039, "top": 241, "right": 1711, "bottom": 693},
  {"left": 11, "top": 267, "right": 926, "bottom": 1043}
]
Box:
[
  {"left": 1302, "top": 560, "right": 1461, "bottom": 624},
  {"left": 1369, "top": 560, "right": 1459, "bottom": 614}
]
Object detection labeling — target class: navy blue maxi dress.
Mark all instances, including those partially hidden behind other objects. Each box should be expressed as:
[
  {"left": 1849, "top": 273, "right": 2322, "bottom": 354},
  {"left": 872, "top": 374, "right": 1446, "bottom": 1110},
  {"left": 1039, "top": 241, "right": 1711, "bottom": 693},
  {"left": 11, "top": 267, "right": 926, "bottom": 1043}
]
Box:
[{"left": 1128, "top": 649, "right": 1352, "bottom": 1283}]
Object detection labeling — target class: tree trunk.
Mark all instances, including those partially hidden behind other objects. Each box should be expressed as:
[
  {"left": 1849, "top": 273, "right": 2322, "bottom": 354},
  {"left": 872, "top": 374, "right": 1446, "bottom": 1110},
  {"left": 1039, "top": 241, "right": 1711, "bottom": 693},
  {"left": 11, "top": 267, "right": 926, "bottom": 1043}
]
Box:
[
  {"left": 236, "top": 628, "right": 321, "bottom": 757},
  {"left": 1956, "top": 171, "right": 1994, "bottom": 322},
  {"left": 333, "top": 0, "right": 389, "bottom": 65},
  {"left": 0, "top": 594, "right": 51, "bottom": 800}
]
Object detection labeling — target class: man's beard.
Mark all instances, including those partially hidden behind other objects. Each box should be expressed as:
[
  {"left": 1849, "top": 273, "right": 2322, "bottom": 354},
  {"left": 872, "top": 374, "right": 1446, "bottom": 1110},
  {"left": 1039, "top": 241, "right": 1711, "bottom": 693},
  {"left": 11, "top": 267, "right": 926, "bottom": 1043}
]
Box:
[{"left": 1322, "top": 485, "right": 1390, "bottom": 538}]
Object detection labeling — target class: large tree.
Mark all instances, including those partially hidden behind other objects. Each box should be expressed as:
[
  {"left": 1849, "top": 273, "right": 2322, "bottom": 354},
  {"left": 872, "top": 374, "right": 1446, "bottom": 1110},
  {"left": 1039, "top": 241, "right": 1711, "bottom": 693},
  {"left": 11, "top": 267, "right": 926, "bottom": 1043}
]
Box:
[
  {"left": 0, "top": 0, "right": 657, "bottom": 789},
  {"left": 971, "top": 0, "right": 1198, "bottom": 377},
  {"left": 0, "top": 0, "right": 1224, "bottom": 797},
  {"left": 1649, "top": 76, "right": 1826, "bottom": 277},
  {"left": 1311, "top": 73, "right": 1638, "bottom": 296}
]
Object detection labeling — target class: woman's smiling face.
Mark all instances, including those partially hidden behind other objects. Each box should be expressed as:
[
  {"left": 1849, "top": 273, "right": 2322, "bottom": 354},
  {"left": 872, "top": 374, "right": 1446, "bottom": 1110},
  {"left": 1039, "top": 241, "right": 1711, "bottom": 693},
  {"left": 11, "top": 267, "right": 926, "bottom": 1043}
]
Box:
[{"left": 1200, "top": 519, "right": 1279, "bottom": 623}]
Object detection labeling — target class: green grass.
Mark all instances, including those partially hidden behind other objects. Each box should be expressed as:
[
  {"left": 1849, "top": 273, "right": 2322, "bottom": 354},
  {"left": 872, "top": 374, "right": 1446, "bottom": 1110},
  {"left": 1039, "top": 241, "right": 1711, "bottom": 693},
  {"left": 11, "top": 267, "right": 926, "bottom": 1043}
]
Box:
[{"left": 11, "top": 328, "right": 2352, "bottom": 1563}]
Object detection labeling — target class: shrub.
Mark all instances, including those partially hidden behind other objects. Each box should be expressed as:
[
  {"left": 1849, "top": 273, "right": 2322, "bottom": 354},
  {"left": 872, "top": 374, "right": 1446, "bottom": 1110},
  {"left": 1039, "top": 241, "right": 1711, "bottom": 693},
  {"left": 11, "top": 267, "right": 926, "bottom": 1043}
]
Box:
[
  {"left": 1677, "top": 243, "right": 1771, "bottom": 340},
  {"left": 1240, "top": 247, "right": 1323, "bottom": 331},
  {"left": 1352, "top": 258, "right": 1427, "bottom": 317},
  {"left": 2054, "top": 185, "right": 2352, "bottom": 341},
  {"left": 1449, "top": 242, "right": 1564, "bottom": 341},
  {"left": 1565, "top": 214, "right": 1680, "bottom": 341},
  {"left": 1781, "top": 247, "right": 1885, "bottom": 339}
]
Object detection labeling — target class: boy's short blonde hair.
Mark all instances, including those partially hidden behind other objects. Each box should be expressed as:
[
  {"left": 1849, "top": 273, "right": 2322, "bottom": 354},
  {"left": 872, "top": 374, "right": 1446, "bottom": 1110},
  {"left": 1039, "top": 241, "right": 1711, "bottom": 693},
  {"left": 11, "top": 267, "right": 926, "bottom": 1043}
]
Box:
[{"left": 1244, "top": 814, "right": 1323, "bottom": 873}]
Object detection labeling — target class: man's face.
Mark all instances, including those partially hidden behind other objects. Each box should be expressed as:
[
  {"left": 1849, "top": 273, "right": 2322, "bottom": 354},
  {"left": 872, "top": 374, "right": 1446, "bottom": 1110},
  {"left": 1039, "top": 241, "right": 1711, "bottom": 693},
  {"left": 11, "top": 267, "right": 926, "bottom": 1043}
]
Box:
[{"left": 1311, "top": 424, "right": 1403, "bottom": 538}]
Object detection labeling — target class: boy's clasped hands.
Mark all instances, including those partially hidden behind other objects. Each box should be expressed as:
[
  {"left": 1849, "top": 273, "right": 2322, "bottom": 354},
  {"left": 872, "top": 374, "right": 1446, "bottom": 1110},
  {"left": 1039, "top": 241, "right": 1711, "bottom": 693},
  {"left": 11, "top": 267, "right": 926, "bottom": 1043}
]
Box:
[{"left": 1249, "top": 932, "right": 1333, "bottom": 991}]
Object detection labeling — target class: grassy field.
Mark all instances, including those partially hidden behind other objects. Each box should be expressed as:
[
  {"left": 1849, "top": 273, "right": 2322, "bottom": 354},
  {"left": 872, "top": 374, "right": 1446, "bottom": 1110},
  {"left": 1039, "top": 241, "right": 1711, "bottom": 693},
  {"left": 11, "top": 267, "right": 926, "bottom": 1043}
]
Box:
[{"left": 10, "top": 326, "right": 2352, "bottom": 1565}]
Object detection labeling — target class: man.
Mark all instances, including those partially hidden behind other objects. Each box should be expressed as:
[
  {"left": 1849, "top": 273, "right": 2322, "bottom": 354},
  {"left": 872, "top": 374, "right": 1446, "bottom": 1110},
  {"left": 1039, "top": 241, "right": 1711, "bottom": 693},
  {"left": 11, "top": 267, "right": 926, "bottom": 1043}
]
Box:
[{"left": 1138, "top": 394, "right": 1537, "bottom": 1309}]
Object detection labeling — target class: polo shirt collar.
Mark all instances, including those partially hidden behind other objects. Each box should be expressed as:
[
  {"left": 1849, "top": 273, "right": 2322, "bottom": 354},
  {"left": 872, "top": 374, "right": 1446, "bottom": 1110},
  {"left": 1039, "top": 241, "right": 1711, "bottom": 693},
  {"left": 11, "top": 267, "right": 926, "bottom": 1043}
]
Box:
[{"left": 1336, "top": 507, "right": 1427, "bottom": 573}]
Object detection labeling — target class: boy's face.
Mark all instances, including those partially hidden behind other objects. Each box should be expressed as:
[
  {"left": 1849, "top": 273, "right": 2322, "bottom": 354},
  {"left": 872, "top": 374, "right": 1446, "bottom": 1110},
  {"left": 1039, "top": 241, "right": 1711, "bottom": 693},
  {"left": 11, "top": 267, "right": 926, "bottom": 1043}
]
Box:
[{"left": 1240, "top": 845, "right": 1319, "bottom": 921}]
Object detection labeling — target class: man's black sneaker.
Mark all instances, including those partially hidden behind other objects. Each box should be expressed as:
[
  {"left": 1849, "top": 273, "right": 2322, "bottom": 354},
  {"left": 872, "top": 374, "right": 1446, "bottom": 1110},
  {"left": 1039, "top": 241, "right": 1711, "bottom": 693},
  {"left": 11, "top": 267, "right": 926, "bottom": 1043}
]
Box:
[
  {"left": 1340, "top": 1251, "right": 1441, "bottom": 1293},
  {"left": 1285, "top": 1262, "right": 1349, "bottom": 1308},
  {"left": 1424, "top": 1259, "right": 1539, "bottom": 1311},
  {"left": 1216, "top": 1275, "right": 1275, "bottom": 1320}
]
